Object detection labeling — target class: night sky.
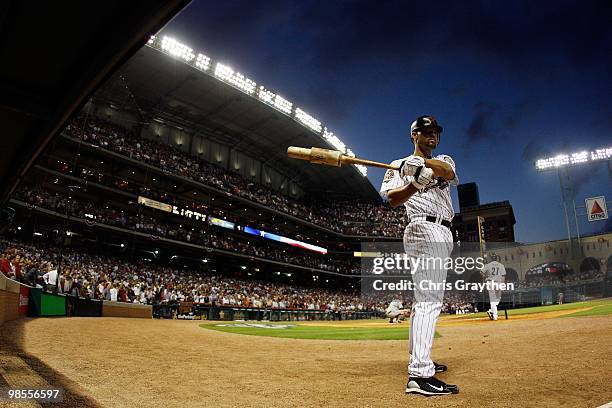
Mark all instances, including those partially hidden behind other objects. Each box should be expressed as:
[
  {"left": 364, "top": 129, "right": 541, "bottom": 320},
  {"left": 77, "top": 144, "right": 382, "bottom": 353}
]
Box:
[{"left": 162, "top": 0, "right": 612, "bottom": 243}]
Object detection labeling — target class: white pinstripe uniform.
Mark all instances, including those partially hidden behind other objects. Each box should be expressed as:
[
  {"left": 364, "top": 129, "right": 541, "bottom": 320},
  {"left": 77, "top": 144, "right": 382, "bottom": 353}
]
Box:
[
  {"left": 386, "top": 300, "right": 404, "bottom": 319},
  {"left": 380, "top": 154, "right": 458, "bottom": 378},
  {"left": 481, "top": 260, "right": 506, "bottom": 319}
]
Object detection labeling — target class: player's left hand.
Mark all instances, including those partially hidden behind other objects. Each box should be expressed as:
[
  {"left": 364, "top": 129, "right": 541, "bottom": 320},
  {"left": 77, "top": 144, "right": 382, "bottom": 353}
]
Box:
[
  {"left": 411, "top": 166, "right": 434, "bottom": 190},
  {"left": 400, "top": 155, "right": 425, "bottom": 178}
]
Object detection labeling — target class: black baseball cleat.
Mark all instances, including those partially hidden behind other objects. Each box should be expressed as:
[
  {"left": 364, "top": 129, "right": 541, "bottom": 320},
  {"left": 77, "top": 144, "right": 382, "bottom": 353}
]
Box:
[
  {"left": 434, "top": 361, "right": 447, "bottom": 373},
  {"left": 406, "top": 376, "right": 459, "bottom": 396},
  {"left": 487, "top": 310, "right": 494, "bottom": 320}
]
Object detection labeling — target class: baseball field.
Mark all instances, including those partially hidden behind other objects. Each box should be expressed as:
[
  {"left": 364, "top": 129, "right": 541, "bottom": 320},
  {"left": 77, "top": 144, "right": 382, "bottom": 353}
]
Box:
[{"left": 1, "top": 299, "right": 611, "bottom": 407}]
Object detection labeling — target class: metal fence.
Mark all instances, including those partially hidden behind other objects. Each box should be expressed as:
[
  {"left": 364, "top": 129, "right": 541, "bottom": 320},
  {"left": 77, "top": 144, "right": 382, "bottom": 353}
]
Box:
[{"left": 153, "top": 303, "right": 380, "bottom": 321}]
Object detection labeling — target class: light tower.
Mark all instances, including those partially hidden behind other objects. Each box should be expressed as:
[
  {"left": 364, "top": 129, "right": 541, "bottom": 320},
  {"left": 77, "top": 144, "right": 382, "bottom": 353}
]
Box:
[{"left": 534, "top": 146, "right": 612, "bottom": 258}]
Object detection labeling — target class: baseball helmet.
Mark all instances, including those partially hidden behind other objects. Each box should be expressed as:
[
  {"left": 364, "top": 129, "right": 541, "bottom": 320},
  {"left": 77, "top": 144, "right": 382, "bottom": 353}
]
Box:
[
  {"left": 411, "top": 115, "right": 443, "bottom": 133},
  {"left": 410, "top": 115, "right": 443, "bottom": 144}
]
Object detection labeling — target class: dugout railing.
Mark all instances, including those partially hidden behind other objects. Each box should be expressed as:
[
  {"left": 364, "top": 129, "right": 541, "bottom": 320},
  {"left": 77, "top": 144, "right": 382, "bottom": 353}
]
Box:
[{"left": 153, "top": 303, "right": 379, "bottom": 321}]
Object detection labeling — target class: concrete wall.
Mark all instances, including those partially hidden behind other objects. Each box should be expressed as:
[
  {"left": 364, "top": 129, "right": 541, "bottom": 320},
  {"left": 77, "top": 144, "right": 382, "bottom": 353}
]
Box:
[
  {"left": 87, "top": 101, "right": 140, "bottom": 133},
  {"left": 0, "top": 273, "right": 23, "bottom": 326},
  {"left": 0, "top": 290, "right": 19, "bottom": 326},
  {"left": 102, "top": 301, "right": 152, "bottom": 319}
]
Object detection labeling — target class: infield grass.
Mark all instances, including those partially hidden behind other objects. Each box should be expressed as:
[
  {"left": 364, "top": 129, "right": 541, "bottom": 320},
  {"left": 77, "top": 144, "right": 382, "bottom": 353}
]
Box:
[
  {"left": 201, "top": 321, "right": 440, "bottom": 340},
  {"left": 199, "top": 298, "right": 612, "bottom": 340},
  {"left": 560, "top": 301, "right": 612, "bottom": 317},
  {"left": 455, "top": 298, "right": 612, "bottom": 319}
]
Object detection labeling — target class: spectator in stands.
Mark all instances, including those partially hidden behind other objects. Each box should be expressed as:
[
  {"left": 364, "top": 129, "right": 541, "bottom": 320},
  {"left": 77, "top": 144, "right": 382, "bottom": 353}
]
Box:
[
  {"left": 24, "top": 263, "right": 40, "bottom": 287},
  {"left": 59, "top": 273, "right": 73, "bottom": 295},
  {"left": 109, "top": 284, "right": 118, "bottom": 302},
  {"left": 0, "top": 253, "right": 10, "bottom": 278},
  {"left": 42, "top": 262, "right": 58, "bottom": 293}
]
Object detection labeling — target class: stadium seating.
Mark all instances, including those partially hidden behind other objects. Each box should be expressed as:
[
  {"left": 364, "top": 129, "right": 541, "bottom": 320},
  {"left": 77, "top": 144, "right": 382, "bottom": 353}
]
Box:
[{"left": 63, "top": 114, "right": 408, "bottom": 237}]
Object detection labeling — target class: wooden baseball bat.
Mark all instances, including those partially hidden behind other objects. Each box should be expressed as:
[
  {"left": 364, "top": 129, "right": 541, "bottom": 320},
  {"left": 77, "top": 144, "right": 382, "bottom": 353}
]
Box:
[{"left": 287, "top": 146, "right": 399, "bottom": 170}]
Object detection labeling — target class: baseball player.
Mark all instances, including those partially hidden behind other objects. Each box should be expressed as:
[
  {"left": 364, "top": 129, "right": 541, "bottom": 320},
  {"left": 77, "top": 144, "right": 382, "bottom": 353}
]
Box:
[
  {"left": 481, "top": 253, "right": 506, "bottom": 320},
  {"left": 385, "top": 299, "right": 409, "bottom": 323},
  {"left": 380, "top": 115, "right": 459, "bottom": 396}
]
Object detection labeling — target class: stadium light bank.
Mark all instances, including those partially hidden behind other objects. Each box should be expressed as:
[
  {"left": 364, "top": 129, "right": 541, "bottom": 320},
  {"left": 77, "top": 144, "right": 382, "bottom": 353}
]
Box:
[
  {"left": 533, "top": 144, "right": 612, "bottom": 258},
  {"left": 148, "top": 35, "right": 368, "bottom": 177},
  {"left": 534, "top": 146, "right": 612, "bottom": 171}
]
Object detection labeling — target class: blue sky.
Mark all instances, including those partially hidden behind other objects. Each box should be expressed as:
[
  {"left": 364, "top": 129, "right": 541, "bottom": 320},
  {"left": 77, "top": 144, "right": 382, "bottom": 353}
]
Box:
[{"left": 163, "top": 0, "right": 612, "bottom": 243}]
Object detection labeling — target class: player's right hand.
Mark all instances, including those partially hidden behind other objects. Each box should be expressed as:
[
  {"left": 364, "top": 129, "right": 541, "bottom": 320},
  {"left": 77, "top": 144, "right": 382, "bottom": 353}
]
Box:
[
  {"left": 411, "top": 166, "right": 434, "bottom": 190},
  {"left": 400, "top": 155, "right": 425, "bottom": 178}
]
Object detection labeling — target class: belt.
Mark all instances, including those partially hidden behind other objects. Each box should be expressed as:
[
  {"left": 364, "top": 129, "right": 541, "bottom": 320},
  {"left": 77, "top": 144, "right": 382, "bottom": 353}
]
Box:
[{"left": 410, "top": 214, "right": 452, "bottom": 229}]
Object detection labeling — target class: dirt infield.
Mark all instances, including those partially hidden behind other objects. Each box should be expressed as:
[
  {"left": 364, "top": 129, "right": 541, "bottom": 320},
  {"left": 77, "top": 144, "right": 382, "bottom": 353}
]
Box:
[{"left": 1, "top": 314, "right": 611, "bottom": 408}]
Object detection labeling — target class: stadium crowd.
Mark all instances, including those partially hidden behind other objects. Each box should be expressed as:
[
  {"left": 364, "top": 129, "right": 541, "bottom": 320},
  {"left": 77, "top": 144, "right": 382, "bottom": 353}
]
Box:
[
  {"left": 63, "top": 114, "right": 407, "bottom": 237},
  {"left": 517, "top": 268, "right": 605, "bottom": 288},
  {"left": 0, "top": 238, "right": 484, "bottom": 314},
  {"left": 4, "top": 236, "right": 605, "bottom": 316},
  {"left": 12, "top": 187, "right": 360, "bottom": 274},
  {"left": 1, "top": 238, "right": 380, "bottom": 312}
]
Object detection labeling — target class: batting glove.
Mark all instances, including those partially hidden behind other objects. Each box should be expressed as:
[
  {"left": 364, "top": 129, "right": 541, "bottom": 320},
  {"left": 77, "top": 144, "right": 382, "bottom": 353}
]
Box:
[
  {"left": 411, "top": 166, "right": 434, "bottom": 190},
  {"left": 400, "top": 155, "right": 426, "bottom": 179}
]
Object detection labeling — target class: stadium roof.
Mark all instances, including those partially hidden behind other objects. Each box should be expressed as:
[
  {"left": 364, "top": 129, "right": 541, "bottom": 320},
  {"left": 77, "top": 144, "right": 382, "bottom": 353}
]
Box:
[
  {"left": 94, "top": 43, "right": 381, "bottom": 201},
  {"left": 0, "top": 1, "right": 190, "bottom": 207}
]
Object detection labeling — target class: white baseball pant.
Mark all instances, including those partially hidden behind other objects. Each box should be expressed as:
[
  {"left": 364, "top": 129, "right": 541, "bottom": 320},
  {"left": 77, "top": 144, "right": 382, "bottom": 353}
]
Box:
[{"left": 404, "top": 220, "right": 452, "bottom": 378}]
